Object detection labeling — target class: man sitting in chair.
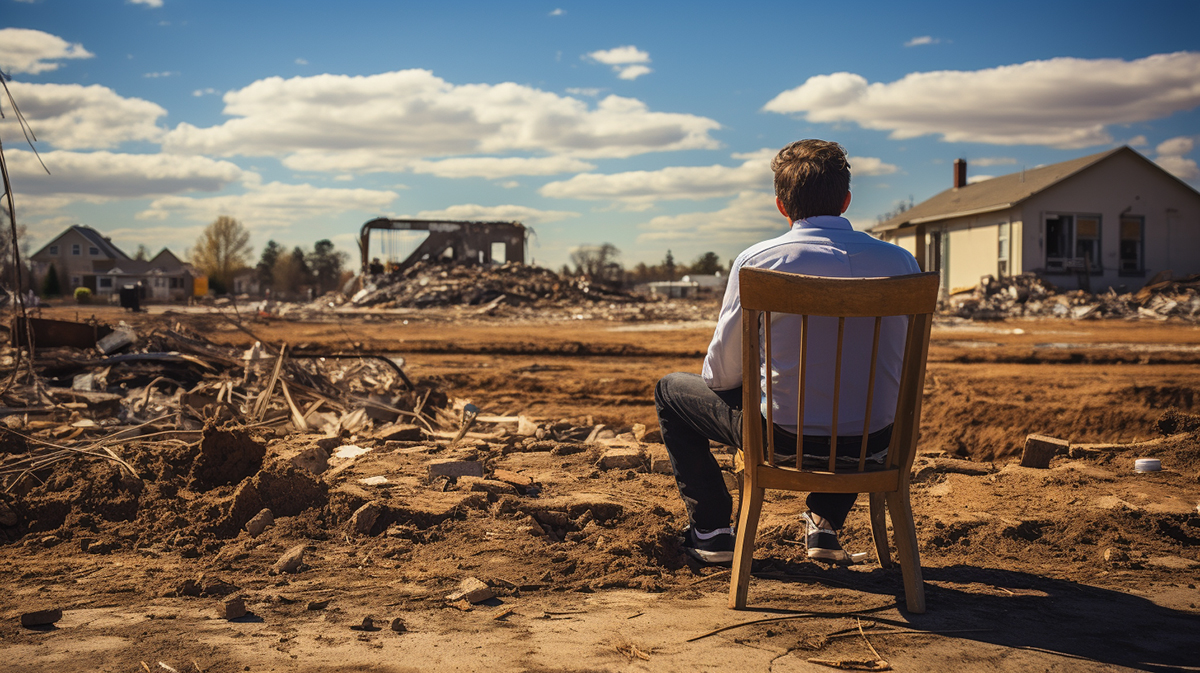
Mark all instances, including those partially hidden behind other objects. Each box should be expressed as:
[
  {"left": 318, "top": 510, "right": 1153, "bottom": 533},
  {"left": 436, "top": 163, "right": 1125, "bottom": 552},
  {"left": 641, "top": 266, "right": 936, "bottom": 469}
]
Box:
[{"left": 655, "top": 139, "right": 921, "bottom": 565}]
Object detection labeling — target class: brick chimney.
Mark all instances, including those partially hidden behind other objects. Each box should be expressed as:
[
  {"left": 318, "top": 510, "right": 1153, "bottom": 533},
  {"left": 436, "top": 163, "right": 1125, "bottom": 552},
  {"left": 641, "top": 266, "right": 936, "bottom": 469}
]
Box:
[{"left": 953, "top": 158, "right": 968, "bottom": 189}]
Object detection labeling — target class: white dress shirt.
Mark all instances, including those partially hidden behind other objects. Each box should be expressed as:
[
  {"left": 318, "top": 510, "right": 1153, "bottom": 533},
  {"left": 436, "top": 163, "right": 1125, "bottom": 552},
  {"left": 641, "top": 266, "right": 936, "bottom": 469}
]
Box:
[{"left": 701, "top": 215, "right": 922, "bottom": 436}]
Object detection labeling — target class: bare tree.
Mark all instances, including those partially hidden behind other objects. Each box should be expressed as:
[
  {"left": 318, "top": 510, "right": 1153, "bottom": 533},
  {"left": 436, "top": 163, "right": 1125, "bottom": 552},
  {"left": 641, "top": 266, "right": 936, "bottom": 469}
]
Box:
[
  {"left": 190, "top": 215, "right": 252, "bottom": 294},
  {"left": 569, "top": 243, "right": 623, "bottom": 285}
]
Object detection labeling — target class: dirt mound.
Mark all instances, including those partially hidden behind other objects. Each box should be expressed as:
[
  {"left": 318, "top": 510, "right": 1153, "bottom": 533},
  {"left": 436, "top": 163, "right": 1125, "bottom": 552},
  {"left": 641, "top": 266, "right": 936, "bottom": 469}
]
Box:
[
  {"left": 1157, "top": 408, "right": 1200, "bottom": 436},
  {"left": 188, "top": 423, "right": 265, "bottom": 489}
]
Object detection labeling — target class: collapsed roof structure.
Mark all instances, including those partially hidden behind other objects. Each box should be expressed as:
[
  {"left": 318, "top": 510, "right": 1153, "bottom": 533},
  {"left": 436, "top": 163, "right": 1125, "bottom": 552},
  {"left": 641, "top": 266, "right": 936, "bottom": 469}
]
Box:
[{"left": 358, "top": 219, "right": 528, "bottom": 274}]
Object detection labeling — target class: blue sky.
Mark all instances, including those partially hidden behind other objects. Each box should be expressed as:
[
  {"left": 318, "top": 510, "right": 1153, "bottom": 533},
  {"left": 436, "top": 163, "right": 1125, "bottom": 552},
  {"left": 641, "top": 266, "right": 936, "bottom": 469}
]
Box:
[{"left": 2, "top": 0, "right": 1198, "bottom": 271}]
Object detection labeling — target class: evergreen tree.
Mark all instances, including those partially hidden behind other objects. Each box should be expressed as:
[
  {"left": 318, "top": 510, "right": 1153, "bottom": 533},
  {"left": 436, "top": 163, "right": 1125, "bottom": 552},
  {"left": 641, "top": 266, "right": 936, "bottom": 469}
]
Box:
[{"left": 42, "top": 264, "right": 61, "bottom": 296}]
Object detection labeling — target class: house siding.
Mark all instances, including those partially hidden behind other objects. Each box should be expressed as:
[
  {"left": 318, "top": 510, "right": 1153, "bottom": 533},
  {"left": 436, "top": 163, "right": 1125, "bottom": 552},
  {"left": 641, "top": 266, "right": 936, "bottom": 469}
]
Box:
[{"left": 1020, "top": 151, "right": 1200, "bottom": 292}]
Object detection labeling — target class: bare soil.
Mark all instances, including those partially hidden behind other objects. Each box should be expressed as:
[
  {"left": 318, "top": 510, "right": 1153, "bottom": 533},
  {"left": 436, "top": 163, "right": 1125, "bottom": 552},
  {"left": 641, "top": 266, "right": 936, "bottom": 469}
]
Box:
[{"left": 3, "top": 305, "right": 1199, "bottom": 672}]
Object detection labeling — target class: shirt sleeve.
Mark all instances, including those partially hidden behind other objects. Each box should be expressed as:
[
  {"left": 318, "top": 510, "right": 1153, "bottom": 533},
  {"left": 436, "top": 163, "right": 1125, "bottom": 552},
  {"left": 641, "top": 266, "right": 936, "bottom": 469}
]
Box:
[{"left": 701, "top": 256, "right": 746, "bottom": 391}]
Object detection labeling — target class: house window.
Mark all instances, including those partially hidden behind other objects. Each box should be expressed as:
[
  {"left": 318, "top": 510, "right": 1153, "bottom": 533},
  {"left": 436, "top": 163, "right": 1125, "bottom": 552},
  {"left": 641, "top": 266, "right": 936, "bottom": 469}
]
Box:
[
  {"left": 71, "top": 244, "right": 81, "bottom": 256},
  {"left": 1119, "top": 215, "right": 1144, "bottom": 275},
  {"left": 169, "top": 277, "right": 182, "bottom": 289},
  {"left": 49, "top": 245, "right": 59, "bottom": 255},
  {"left": 98, "top": 277, "right": 113, "bottom": 289},
  {"left": 997, "top": 223, "right": 1010, "bottom": 277},
  {"left": 71, "top": 276, "right": 81, "bottom": 287},
  {"left": 1045, "top": 213, "right": 1101, "bottom": 274},
  {"left": 154, "top": 278, "right": 164, "bottom": 288},
  {"left": 89, "top": 246, "right": 100, "bottom": 255}
]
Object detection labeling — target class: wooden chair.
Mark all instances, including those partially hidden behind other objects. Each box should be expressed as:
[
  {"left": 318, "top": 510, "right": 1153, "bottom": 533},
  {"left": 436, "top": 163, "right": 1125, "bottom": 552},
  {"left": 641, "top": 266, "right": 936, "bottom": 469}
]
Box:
[{"left": 730, "top": 268, "right": 939, "bottom": 613}]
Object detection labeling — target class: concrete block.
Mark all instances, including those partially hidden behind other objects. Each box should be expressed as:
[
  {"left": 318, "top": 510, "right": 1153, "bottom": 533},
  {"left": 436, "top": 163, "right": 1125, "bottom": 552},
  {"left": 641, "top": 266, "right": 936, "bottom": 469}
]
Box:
[
  {"left": 351, "top": 502, "right": 381, "bottom": 535},
  {"left": 220, "top": 597, "right": 246, "bottom": 620},
  {"left": 597, "top": 448, "right": 644, "bottom": 470},
  {"left": 446, "top": 577, "right": 494, "bottom": 604},
  {"left": 245, "top": 508, "right": 273, "bottom": 537},
  {"left": 1021, "top": 434, "right": 1068, "bottom": 469},
  {"left": 272, "top": 544, "right": 306, "bottom": 574}
]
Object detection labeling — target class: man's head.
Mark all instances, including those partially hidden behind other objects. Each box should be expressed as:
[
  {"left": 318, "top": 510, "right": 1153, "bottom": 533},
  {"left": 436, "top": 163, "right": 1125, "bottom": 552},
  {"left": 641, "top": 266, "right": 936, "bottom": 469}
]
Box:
[{"left": 772, "top": 139, "right": 852, "bottom": 222}]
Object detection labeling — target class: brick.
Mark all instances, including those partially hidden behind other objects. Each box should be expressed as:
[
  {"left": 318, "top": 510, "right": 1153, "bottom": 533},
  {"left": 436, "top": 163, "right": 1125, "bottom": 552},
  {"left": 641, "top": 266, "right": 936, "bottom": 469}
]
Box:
[{"left": 220, "top": 597, "right": 247, "bottom": 620}]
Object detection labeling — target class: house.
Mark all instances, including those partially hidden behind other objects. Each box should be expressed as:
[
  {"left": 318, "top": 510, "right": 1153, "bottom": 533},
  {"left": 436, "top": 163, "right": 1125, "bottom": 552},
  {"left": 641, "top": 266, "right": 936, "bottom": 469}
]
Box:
[
  {"left": 870, "top": 147, "right": 1200, "bottom": 296},
  {"left": 29, "top": 225, "right": 201, "bottom": 301},
  {"left": 231, "top": 268, "right": 261, "bottom": 296}
]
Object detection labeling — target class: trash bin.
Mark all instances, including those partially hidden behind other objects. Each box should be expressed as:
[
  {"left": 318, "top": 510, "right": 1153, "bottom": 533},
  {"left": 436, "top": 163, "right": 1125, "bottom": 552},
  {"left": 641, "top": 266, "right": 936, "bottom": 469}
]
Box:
[{"left": 119, "top": 285, "right": 141, "bottom": 312}]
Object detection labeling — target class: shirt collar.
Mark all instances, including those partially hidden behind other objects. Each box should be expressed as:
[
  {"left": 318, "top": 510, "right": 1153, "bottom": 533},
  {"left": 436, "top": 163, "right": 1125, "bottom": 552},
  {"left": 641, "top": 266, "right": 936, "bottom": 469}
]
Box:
[{"left": 792, "top": 215, "right": 853, "bottom": 231}]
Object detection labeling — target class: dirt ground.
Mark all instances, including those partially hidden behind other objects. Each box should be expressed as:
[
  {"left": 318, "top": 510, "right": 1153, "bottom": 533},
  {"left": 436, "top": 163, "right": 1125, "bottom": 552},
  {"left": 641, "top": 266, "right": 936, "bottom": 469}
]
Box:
[{"left": 2, "top": 304, "right": 1199, "bottom": 672}]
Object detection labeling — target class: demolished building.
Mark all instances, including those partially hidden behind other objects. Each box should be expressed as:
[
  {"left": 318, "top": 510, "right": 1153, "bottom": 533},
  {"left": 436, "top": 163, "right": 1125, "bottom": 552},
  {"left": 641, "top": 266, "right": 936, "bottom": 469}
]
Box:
[{"left": 359, "top": 219, "right": 527, "bottom": 274}]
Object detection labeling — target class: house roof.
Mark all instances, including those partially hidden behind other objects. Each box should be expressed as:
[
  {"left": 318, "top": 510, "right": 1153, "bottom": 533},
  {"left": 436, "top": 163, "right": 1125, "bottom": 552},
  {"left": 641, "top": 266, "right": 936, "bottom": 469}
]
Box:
[
  {"left": 31, "top": 225, "right": 132, "bottom": 260},
  {"left": 868, "top": 146, "right": 1193, "bottom": 234}
]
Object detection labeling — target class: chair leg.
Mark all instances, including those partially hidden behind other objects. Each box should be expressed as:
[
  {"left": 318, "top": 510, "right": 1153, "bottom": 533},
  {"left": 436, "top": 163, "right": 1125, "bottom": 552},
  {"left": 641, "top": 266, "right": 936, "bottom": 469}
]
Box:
[
  {"left": 868, "top": 493, "right": 891, "bottom": 568},
  {"left": 728, "top": 484, "right": 764, "bottom": 609},
  {"left": 884, "top": 488, "right": 926, "bottom": 614}
]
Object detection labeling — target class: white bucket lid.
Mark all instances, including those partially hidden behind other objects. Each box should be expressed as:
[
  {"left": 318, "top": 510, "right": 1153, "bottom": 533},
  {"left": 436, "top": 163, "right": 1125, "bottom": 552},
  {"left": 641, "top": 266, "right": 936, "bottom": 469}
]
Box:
[{"left": 1134, "top": 458, "right": 1161, "bottom": 473}]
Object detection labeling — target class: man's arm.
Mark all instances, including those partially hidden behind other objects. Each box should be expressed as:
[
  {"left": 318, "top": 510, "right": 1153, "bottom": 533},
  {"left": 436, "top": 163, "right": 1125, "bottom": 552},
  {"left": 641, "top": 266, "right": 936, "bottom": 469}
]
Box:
[{"left": 701, "top": 257, "right": 745, "bottom": 391}]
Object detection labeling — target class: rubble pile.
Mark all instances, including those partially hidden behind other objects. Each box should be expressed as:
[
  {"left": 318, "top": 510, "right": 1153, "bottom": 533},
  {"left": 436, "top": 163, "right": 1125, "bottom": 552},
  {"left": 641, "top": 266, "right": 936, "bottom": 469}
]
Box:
[
  {"left": 0, "top": 318, "right": 684, "bottom": 592},
  {"left": 352, "top": 260, "right": 638, "bottom": 309},
  {"left": 946, "top": 272, "right": 1200, "bottom": 321}
]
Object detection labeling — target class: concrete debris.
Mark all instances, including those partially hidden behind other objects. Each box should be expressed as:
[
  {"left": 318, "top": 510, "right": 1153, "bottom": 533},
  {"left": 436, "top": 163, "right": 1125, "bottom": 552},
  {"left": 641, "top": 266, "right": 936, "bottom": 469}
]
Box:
[
  {"left": 1021, "top": 434, "right": 1068, "bottom": 469},
  {"left": 272, "top": 544, "right": 306, "bottom": 574},
  {"left": 245, "top": 508, "right": 274, "bottom": 537},
  {"left": 946, "top": 272, "right": 1200, "bottom": 322},
  {"left": 389, "top": 617, "right": 407, "bottom": 633},
  {"left": 446, "top": 577, "right": 494, "bottom": 604},
  {"left": 350, "top": 616, "right": 379, "bottom": 631},
  {"left": 20, "top": 608, "right": 62, "bottom": 627},
  {"left": 428, "top": 460, "right": 484, "bottom": 479},
  {"left": 350, "top": 502, "right": 382, "bottom": 535},
  {"left": 598, "top": 448, "right": 644, "bottom": 471},
  {"left": 220, "top": 597, "right": 247, "bottom": 620}
]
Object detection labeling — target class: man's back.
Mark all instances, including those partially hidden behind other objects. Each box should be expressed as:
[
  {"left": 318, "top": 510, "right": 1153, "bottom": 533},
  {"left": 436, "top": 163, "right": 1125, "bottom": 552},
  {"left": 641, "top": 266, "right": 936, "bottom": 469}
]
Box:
[{"left": 702, "top": 215, "right": 921, "bottom": 435}]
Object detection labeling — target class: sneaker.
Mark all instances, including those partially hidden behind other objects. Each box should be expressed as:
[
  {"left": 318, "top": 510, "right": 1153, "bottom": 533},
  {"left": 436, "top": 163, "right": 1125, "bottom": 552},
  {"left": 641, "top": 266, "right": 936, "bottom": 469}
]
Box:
[
  {"left": 803, "top": 511, "right": 853, "bottom": 565},
  {"left": 681, "top": 526, "right": 734, "bottom": 564}
]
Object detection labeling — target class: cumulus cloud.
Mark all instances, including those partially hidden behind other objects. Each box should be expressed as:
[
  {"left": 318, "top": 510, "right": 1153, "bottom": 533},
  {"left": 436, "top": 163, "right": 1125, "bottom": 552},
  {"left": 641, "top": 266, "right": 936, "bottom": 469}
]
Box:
[
  {"left": 637, "top": 191, "right": 782, "bottom": 244},
  {"left": 129, "top": 0, "right": 164, "bottom": 7},
  {"left": 0, "top": 28, "right": 93, "bottom": 75},
  {"left": 137, "top": 181, "right": 400, "bottom": 228},
  {"left": 5, "top": 149, "right": 246, "bottom": 200},
  {"left": 970, "top": 157, "right": 1017, "bottom": 167},
  {"left": 967, "top": 174, "right": 995, "bottom": 184},
  {"left": 764, "top": 52, "right": 1200, "bottom": 148},
  {"left": 566, "top": 87, "right": 603, "bottom": 97},
  {"left": 2, "top": 81, "right": 165, "bottom": 150},
  {"left": 540, "top": 150, "right": 895, "bottom": 206},
  {"left": 161, "top": 70, "right": 717, "bottom": 172},
  {"left": 1155, "top": 136, "right": 1198, "bottom": 180},
  {"left": 409, "top": 156, "right": 595, "bottom": 179},
  {"left": 587, "top": 45, "right": 653, "bottom": 80},
  {"left": 192, "top": 88, "right": 219, "bottom": 97},
  {"left": 415, "top": 204, "right": 579, "bottom": 225},
  {"left": 904, "top": 36, "right": 940, "bottom": 47}
]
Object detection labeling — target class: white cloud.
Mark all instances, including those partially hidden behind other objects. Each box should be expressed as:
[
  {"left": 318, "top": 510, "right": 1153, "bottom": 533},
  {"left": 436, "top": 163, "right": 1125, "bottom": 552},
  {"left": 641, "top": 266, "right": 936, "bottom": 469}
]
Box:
[
  {"left": 566, "top": 87, "right": 603, "bottom": 97},
  {"left": 549, "top": 8, "right": 565, "bottom": 16},
  {"left": 1126, "top": 135, "right": 1148, "bottom": 147},
  {"left": 129, "top": 0, "right": 164, "bottom": 7},
  {"left": 540, "top": 150, "right": 895, "bottom": 205},
  {"left": 137, "top": 181, "right": 400, "bottom": 228},
  {"left": 970, "top": 157, "right": 1017, "bottom": 167},
  {"left": 967, "top": 174, "right": 995, "bottom": 184},
  {"left": 409, "top": 156, "right": 596, "bottom": 179},
  {"left": 904, "top": 36, "right": 940, "bottom": 47},
  {"left": 192, "top": 88, "right": 219, "bottom": 97},
  {"left": 1154, "top": 135, "right": 1198, "bottom": 180},
  {"left": 415, "top": 204, "right": 579, "bottom": 225},
  {"left": 637, "top": 191, "right": 783, "bottom": 244},
  {"left": 5, "top": 149, "right": 246, "bottom": 200},
  {"left": 587, "top": 46, "right": 650, "bottom": 65},
  {"left": 764, "top": 52, "right": 1200, "bottom": 148},
  {"left": 143, "top": 71, "right": 178, "bottom": 78},
  {"left": 849, "top": 156, "right": 899, "bottom": 176},
  {"left": 2, "top": 81, "right": 165, "bottom": 150},
  {"left": 616, "top": 65, "right": 652, "bottom": 81},
  {"left": 295, "top": 58, "right": 308, "bottom": 65},
  {"left": 161, "top": 70, "right": 718, "bottom": 172},
  {"left": 0, "top": 28, "right": 93, "bottom": 75},
  {"left": 587, "top": 45, "right": 653, "bottom": 80}
]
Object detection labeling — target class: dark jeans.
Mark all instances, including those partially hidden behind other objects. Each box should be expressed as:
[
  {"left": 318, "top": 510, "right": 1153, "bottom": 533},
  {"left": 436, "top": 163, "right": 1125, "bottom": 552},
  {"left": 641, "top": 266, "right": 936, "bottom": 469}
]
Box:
[{"left": 654, "top": 372, "right": 891, "bottom": 531}]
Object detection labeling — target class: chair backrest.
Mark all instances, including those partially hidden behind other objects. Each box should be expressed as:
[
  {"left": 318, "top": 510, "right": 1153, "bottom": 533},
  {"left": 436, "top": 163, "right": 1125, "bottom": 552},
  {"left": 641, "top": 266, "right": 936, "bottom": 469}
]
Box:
[{"left": 739, "top": 268, "right": 939, "bottom": 477}]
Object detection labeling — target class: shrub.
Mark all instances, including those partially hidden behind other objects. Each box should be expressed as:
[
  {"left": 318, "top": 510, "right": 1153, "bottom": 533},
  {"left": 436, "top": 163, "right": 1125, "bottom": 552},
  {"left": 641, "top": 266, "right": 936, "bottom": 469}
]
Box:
[{"left": 74, "top": 287, "right": 92, "bottom": 304}]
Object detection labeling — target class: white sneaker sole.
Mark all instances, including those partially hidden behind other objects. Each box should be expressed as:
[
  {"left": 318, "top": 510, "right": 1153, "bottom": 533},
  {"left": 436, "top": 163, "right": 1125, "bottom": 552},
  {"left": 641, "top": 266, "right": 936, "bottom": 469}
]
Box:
[{"left": 686, "top": 547, "right": 734, "bottom": 564}]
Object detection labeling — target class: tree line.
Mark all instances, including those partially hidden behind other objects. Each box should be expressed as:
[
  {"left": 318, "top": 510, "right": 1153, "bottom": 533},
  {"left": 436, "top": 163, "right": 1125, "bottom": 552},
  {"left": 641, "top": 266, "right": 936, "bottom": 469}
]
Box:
[
  {"left": 190, "top": 216, "right": 349, "bottom": 297},
  {"left": 562, "top": 244, "right": 728, "bottom": 286}
]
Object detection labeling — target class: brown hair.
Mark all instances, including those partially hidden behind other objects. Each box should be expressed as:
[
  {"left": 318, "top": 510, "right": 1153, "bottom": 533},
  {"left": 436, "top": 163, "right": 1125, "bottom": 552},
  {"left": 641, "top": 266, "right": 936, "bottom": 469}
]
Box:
[{"left": 771, "top": 139, "right": 851, "bottom": 221}]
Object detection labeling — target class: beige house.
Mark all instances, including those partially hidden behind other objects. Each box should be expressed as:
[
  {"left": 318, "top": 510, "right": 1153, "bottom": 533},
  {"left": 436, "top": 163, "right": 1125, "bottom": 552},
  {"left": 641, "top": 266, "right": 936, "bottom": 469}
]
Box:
[
  {"left": 29, "top": 225, "right": 200, "bottom": 301},
  {"left": 870, "top": 147, "right": 1200, "bottom": 296}
]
